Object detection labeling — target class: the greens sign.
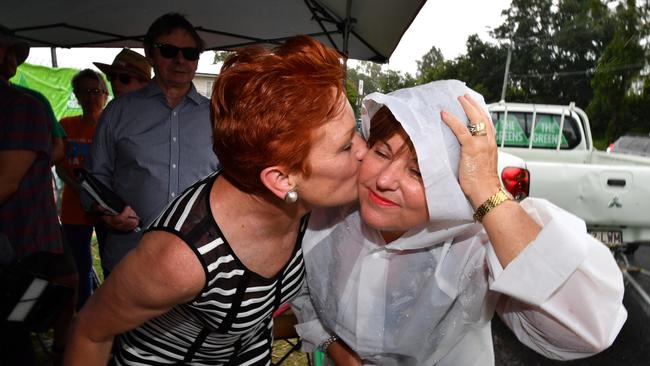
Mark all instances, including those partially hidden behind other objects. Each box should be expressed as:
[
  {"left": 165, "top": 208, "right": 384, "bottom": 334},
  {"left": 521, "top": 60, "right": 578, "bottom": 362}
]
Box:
[
  {"left": 495, "top": 113, "right": 568, "bottom": 148},
  {"left": 495, "top": 114, "right": 528, "bottom": 147},
  {"left": 531, "top": 115, "right": 568, "bottom": 148}
]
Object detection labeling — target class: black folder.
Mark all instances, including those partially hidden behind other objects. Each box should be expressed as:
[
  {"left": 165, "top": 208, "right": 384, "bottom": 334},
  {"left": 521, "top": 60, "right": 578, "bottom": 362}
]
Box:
[{"left": 76, "top": 168, "right": 126, "bottom": 216}]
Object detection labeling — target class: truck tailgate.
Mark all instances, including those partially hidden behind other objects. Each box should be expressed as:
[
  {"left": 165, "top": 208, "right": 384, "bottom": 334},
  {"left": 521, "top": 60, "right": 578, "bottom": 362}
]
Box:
[{"left": 527, "top": 161, "right": 650, "bottom": 227}]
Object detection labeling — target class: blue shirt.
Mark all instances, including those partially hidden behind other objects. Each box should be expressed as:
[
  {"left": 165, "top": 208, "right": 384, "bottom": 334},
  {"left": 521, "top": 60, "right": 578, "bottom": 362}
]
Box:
[{"left": 83, "top": 80, "right": 219, "bottom": 270}]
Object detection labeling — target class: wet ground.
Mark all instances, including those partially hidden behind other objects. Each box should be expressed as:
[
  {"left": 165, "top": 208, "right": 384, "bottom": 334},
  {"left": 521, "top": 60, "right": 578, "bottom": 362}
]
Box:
[{"left": 492, "top": 245, "right": 650, "bottom": 366}]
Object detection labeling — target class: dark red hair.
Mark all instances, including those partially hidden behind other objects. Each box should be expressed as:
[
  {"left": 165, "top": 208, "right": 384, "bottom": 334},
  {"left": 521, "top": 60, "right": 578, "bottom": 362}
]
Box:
[
  {"left": 211, "top": 36, "right": 346, "bottom": 194},
  {"left": 367, "top": 106, "right": 415, "bottom": 157}
]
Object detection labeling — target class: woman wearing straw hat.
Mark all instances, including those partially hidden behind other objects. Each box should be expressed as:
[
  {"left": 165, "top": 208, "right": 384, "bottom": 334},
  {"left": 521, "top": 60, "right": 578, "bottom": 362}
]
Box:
[{"left": 93, "top": 48, "right": 151, "bottom": 97}]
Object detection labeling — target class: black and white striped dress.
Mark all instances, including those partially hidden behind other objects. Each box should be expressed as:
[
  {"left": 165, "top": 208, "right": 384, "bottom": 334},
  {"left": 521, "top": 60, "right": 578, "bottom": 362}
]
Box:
[{"left": 112, "top": 172, "right": 307, "bottom": 365}]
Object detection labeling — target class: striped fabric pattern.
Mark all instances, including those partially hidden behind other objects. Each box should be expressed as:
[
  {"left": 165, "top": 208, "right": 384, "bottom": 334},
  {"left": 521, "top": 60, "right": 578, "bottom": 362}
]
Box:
[{"left": 113, "top": 172, "right": 307, "bottom": 365}]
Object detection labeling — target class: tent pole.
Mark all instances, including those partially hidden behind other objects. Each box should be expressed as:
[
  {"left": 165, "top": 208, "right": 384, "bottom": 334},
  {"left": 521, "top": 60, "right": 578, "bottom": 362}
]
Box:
[
  {"left": 343, "top": 0, "right": 352, "bottom": 56},
  {"left": 500, "top": 41, "right": 512, "bottom": 102},
  {"left": 50, "top": 47, "right": 58, "bottom": 67}
]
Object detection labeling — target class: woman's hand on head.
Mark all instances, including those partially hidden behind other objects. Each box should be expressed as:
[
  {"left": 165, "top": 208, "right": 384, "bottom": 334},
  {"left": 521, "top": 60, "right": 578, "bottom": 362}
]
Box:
[{"left": 440, "top": 94, "right": 501, "bottom": 209}]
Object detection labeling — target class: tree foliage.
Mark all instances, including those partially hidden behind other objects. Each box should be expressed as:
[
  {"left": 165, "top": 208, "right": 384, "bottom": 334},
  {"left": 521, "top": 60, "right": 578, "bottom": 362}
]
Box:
[
  {"left": 492, "top": 0, "right": 616, "bottom": 107},
  {"left": 212, "top": 51, "right": 234, "bottom": 65},
  {"left": 416, "top": 46, "right": 444, "bottom": 78},
  {"left": 587, "top": 0, "right": 646, "bottom": 137},
  {"left": 346, "top": 0, "right": 649, "bottom": 141},
  {"left": 345, "top": 61, "right": 415, "bottom": 117}
]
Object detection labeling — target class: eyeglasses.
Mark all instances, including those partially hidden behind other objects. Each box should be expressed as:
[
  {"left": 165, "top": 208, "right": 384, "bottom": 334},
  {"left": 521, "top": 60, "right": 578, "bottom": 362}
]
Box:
[
  {"left": 107, "top": 72, "right": 141, "bottom": 85},
  {"left": 76, "top": 88, "right": 107, "bottom": 96},
  {"left": 153, "top": 43, "right": 200, "bottom": 61}
]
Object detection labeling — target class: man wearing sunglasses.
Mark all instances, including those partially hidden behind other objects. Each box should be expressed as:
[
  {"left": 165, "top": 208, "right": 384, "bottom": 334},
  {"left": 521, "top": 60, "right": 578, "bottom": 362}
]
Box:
[
  {"left": 82, "top": 13, "right": 219, "bottom": 276},
  {"left": 93, "top": 48, "right": 151, "bottom": 97}
]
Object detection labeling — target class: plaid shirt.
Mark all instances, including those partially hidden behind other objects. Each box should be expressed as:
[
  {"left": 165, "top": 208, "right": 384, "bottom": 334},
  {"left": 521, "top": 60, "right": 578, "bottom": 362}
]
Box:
[{"left": 0, "top": 82, "right": 61, "bottom": 259}]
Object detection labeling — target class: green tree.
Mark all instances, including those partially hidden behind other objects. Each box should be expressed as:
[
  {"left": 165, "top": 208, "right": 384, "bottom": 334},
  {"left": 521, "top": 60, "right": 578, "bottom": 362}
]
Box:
[
  {"left": 212, "top": 51, "right": 234, "bottom": 65},
  {"left": 389, "top": 0, "right": 649, "bottom": 141},
  {"left": 415, "top": 35, "right": 509, "bottom": 103},
  {"left": 378, "top": 69, "right": 416, "bottom": 93},
  {"left": 587, "top": 0, "right": 646, "bottom": 138},
  {"left": 416, "top": 46, "right": 444, "bottom": 78},
  {"left": 493, "top": 0, "right": 556, "bottom": 102},
  {"left": 453, "top": 35, "right": 510, "bottom": 102},
  {"left": 416, "top": 54, "right": 458, "bottom": 85},
  {"left": 345, "top": 61, "right": 415, "bottom": 117},
  {"left": 493, "top": 0, "right": 615, "bottom": 107},
  {"left": 345, "top": 62, "right": 379, "bottom": 117},
  {"left": 548, "top": 0, "right": 615, "bottom": 107},
  {"left": 345, "top": 68, "right": 362, "bottom": 114}
]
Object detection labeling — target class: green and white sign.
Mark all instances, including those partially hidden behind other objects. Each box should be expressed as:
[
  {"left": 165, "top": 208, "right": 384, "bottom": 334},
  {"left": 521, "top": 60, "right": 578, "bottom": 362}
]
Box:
[
  {"left": 495, "top": 114, "right": 529, "bottom": 147},
  {"left": 530, "top": 115, "right": 568, "bottom": 148},
  {"left": 495, "top": 113, "right": 568, "bottom": 148}
]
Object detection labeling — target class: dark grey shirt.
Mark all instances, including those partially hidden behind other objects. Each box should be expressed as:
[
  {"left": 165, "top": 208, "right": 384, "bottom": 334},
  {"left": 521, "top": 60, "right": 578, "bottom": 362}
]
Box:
[{"left": 83, "top": 80, "right": 219, "bottom": 270}]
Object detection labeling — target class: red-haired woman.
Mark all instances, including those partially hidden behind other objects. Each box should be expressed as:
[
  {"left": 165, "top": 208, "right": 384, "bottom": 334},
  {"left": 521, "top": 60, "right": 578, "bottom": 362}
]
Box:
[{"left": 65, "top": 36, "right": 367, "bottom": 365}]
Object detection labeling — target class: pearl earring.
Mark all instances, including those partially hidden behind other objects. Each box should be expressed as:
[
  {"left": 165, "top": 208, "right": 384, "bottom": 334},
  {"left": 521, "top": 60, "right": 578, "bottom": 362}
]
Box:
[{"left": 284, "top": 188, "right": 298, "bottom": 203}]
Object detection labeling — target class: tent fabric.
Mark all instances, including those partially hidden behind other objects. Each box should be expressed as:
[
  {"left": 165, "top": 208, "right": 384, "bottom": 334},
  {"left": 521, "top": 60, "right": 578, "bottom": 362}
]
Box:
[
  {"left": 11, "top": 63, "right": 112, "bottom": 120},
  {"left": 0, "top": 0, "right": 426, "bottom": 62}
]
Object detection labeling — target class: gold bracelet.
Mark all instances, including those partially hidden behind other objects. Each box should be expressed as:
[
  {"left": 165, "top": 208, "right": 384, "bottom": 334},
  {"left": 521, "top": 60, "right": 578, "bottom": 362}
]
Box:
[{"left": 473, "top": 188, "right": 513, "bottom": 222}]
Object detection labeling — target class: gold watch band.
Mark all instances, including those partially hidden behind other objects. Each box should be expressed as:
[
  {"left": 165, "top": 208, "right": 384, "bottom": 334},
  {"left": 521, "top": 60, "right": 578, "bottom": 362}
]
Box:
[{"left": 473, "top": 188, "right": 512, "bottom": 222}]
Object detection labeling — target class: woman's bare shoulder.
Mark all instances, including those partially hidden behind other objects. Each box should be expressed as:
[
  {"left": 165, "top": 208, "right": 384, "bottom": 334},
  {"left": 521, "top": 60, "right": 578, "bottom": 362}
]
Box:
[{"left": 121, "top": 230, "right": 206, "bottom": 304}]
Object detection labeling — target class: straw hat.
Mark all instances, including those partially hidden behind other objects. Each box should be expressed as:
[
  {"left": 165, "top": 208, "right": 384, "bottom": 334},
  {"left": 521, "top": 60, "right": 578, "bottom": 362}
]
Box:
[
  {"left": 0, "top": 24, "right": 30, "bottom": 65},
  {"left": 93, "top": 48, "right": 151, "bottom": 81}
]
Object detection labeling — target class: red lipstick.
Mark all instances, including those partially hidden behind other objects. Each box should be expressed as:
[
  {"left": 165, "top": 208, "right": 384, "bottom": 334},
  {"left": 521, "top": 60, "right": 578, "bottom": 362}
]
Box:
[{"left": 368, "top": 189, "right": 398, "bottom": 207}]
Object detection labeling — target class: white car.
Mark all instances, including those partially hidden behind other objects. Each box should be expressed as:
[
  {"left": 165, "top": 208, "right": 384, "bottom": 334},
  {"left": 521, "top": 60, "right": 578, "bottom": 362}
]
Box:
[
  {"left": 489, "top": 101, "right": 650, "bottom": 253},
  {"left": 607, "top": 134, "right": 650, "bottom": 157}
]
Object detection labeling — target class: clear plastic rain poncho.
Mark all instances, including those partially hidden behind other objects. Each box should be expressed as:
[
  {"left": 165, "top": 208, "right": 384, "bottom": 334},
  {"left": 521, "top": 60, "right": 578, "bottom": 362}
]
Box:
[{"left": 292, "top": 80, "right": 626, "bottom": 365}]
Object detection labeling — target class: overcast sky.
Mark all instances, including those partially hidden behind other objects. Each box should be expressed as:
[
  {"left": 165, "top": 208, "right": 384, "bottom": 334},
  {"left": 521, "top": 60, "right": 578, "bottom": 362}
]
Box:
[
  {"left": 388, "top": 0, "right": 512, "bottom": 74},
  {"left": 25, "top": 0, "right": 513, "bottom": 76}
]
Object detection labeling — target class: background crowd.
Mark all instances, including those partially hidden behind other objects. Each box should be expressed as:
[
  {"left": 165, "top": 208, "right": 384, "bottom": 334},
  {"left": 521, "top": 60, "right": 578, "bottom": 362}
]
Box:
[{"left": 1, "top": 13, "right": 217, "bottom": 366}]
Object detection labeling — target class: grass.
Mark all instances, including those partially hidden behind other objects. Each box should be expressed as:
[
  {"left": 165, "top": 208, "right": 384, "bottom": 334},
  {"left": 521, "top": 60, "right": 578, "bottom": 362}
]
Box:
[
  {"left": 91, "top": 233, "right": 103, "bottom": 282},
  {"left": 32, "top": 332, "right": 53, "bottom": 365},
  {"left": 272, "top": 339, "right": 311, "bottom": 365}
]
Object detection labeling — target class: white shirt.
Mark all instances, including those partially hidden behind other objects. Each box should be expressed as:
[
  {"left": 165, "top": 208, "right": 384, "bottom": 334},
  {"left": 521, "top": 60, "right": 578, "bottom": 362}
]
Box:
[{"left": 292, "top": 199, "right": 626, "bottom": 366}]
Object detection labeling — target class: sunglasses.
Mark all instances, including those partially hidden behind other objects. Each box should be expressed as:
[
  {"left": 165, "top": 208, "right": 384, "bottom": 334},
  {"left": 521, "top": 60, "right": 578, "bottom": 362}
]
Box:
[
  {"left": 107, "top": 72, "right": 141, "bottom": 85},
  {"left": 76, "top": 88, "right": 107, "bottom": 96},
  {"left": 153, "top": 43, "right": 200, "bottom": 61}
]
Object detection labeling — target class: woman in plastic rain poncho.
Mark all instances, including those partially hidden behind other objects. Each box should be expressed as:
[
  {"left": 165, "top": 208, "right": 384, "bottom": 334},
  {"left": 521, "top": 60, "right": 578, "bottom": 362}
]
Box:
[{"left": 291, "top": 80, "right": 626, "bottom": 366}]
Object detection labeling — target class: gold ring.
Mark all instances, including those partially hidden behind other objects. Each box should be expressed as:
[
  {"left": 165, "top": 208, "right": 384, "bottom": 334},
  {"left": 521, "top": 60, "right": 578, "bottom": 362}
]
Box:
[{"left": 468, "top": 122, "right": 487, "bottom": 136}]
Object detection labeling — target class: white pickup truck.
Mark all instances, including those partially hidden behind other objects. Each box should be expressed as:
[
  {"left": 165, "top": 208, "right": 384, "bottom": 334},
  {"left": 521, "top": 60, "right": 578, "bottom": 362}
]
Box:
[{"left": 489, "top": 101, "right": 650, "bottom": 252}]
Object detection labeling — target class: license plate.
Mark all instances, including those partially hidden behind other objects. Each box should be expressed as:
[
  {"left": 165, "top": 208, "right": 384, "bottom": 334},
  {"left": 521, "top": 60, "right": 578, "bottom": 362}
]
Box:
[{"left": 589, "top": 230, "right": 623, "bottom": 245}]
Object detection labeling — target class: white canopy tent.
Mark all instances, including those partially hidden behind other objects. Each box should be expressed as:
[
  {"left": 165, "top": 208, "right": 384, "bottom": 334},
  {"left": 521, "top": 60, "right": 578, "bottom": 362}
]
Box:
[{"left": 1, "top": 0, "right": 426, "bottom": 62}]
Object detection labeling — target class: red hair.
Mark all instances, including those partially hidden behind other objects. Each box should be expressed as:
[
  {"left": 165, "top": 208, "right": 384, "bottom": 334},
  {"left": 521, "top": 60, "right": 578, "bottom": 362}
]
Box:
[
  {"left": 211, "top": 36, "right": 346, "bottom": 194},
  {"left": 367, "top": 106, "right": 415, "bottom": 157}
]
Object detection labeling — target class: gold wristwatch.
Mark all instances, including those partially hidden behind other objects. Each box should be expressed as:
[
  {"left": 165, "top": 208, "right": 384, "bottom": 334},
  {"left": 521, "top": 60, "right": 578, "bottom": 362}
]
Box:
[{"left": 473, "top": 187, "right": 513, "bottom": 222}]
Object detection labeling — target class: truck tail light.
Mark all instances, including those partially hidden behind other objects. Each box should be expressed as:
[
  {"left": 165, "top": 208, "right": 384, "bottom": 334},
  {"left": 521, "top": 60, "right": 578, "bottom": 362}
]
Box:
[{"left": 501, "top": 167, "right": 530, "bottom": 200}]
